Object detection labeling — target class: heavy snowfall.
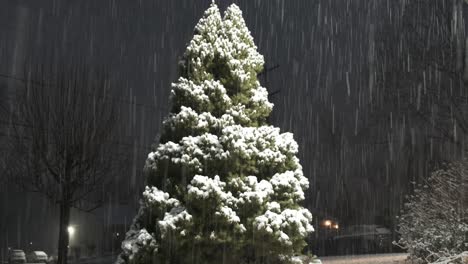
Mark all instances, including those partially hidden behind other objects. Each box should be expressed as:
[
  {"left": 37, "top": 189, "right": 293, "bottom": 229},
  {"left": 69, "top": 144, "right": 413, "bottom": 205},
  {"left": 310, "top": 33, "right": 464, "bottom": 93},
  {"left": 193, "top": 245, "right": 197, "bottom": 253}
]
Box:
[{"left": 0, "top": 0, "right": 467, "bottom": 264}]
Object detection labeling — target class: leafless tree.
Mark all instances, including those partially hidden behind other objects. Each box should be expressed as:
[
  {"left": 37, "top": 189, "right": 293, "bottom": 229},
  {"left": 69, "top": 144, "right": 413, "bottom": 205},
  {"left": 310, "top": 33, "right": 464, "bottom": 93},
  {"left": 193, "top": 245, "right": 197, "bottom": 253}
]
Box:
[
  {"left": 0, "top": 64, "right": 128, "bottom": 264},
  {"left": 396, "top": 160, "right": 468, "bottom": 263},
  {"left": 375, "top": 0, "right": 468, "bottom": 153}
]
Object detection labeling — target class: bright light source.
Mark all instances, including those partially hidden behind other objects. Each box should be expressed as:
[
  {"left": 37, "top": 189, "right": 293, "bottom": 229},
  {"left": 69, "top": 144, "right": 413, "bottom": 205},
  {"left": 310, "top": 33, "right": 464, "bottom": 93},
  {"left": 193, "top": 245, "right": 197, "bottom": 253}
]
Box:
[
  {"left": 67, "top": 226, "right": 76, "bottom": 237},
  {"left": 323, "top": 220, "right": 332, "bottom": 227},
  {"left": 333, "top": 224, "right": 339, "bottom": 229}
]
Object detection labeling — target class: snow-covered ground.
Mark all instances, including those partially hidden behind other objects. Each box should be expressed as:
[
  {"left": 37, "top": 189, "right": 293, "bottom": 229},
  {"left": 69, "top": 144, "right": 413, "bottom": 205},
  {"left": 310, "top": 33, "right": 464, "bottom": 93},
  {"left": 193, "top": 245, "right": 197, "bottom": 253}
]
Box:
[
  {"left": 69, "top": 254, "right": 117, "bottom": 264},
  {"left": 320, "top": 253, "right": 409, "bottom": 264},
  {"left": 63, "top": 253, "right": 409, "bottom": 264}
]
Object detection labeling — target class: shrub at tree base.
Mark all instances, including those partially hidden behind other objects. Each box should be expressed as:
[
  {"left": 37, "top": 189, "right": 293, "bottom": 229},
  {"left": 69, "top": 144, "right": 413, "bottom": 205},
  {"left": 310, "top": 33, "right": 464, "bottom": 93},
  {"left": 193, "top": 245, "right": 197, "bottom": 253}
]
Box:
[
  {"left": 116, "top": 3, "right": 315, "bottom": 264},
  {"left": 396, "top": 161, "right": 468, "bottom": 263}
]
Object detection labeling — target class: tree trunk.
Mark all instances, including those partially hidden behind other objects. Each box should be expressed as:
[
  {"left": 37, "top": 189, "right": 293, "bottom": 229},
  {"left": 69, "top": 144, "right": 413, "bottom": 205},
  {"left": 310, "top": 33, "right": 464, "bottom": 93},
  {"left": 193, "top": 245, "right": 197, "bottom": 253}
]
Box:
[{"left": 57, "top": 202, "right": 71, "bottom": 264}]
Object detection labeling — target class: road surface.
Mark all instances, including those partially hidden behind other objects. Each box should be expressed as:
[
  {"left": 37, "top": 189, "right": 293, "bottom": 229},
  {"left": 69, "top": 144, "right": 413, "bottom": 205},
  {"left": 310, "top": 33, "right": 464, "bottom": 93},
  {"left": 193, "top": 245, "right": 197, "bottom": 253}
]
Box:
[{"left": 320, "top": 253, "right": 409, "bottom": 264}]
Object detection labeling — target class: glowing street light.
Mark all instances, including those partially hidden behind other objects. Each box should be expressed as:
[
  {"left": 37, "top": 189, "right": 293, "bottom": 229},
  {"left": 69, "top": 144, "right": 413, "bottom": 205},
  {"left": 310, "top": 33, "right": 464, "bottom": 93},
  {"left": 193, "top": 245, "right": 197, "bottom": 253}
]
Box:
[
  {"left": 333, "top": 224, "right": 339, "bottom": 230},
  {"left": 67, "top": 226, "right": 76, "bottom": 237},
  {"left": 323, "top": 220, "right": 332, "bottom": 227}
]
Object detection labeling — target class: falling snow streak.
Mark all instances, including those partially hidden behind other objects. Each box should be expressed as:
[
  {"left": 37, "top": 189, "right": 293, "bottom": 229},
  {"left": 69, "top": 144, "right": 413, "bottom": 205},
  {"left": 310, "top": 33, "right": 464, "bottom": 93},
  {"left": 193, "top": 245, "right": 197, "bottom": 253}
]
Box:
[{"left": 0, "top": 0, "right": 467, "bottom": 258}]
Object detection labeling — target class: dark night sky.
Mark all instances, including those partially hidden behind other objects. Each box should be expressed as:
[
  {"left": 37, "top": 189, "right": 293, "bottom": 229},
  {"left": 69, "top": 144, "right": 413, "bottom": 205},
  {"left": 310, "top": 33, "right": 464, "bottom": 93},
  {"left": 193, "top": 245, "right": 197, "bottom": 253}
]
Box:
[{"left": 0, "top": 0, "right": 460, "bottom": 253}]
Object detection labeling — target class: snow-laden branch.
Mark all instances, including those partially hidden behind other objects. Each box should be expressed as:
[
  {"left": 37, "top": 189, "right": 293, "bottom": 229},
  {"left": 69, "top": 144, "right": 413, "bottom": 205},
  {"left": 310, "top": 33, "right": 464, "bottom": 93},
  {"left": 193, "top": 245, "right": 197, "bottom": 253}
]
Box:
[
  {"left": 396, "top": 160, "right": 468, "bottom": 263},
  {"left": 430, "top": 251, "right": 468, "bottom": 264}
]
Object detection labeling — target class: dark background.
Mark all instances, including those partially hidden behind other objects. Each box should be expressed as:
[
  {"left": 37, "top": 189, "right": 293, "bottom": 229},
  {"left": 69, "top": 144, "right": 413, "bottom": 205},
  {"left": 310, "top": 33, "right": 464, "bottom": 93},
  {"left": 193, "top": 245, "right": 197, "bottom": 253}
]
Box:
[{"left": 0, "top": 0, "right": 466, "bottom": 257}]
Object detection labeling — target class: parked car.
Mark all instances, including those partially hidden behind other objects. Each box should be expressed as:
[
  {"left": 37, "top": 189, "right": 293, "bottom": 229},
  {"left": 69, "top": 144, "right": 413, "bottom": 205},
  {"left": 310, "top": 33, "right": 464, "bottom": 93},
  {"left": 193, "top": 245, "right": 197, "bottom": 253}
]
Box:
[
  {"left": 45, "top": 255, "right": 73, "bottom": 264},
  {"left": 27, "top": 251, "right": 48, "bottom": 263},
  {"left": 46, "top": 255, "right": 56, "bottom": 264},
  {"left": 8, "top": 249, "right": 26, "bottom": 264}
]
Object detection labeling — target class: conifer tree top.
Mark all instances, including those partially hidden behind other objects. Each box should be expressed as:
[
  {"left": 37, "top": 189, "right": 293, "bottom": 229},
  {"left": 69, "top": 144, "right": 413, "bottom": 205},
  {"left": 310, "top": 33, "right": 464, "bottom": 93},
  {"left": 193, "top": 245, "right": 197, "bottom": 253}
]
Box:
[{"left": 181, "top": 3, "right": 264, "bottom": 97}]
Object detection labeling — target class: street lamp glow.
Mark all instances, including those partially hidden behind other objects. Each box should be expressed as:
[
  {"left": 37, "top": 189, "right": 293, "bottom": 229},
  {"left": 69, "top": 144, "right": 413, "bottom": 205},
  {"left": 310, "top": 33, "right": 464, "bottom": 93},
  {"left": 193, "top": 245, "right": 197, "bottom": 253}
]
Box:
[
  {"left": 333, "top": 224, "right": 339, "bottom": 229},
  {"left": 323, "top": 220, "right": 332, "bottom": 227},
  {"left": 67, "top": 226, "right": 76, "bottom": 237}
]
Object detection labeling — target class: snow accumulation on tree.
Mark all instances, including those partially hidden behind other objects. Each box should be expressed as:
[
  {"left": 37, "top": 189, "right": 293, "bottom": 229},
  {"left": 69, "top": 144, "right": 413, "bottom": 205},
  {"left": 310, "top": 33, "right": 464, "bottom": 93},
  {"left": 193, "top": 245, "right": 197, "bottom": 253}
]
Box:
[
  {"left": 116, "top": 3, "right": 315, "bottom": 264},
  {"left": 396, "top": 161, "right": 468, "bottom": 264}
]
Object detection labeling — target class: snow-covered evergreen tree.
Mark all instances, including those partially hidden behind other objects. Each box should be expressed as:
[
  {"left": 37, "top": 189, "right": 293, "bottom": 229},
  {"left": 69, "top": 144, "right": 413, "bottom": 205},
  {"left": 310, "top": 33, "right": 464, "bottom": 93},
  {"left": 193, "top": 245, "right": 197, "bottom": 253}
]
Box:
[{"left": 117, "top": 3, "right": 314, "bottom": 264}]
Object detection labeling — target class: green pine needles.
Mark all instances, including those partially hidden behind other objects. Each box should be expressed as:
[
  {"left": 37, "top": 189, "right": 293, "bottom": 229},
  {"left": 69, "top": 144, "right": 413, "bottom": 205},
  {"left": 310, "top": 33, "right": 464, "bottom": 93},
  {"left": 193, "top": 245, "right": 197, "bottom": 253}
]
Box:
[{"left": 117, "top": 3, "right": 314, "bottom": 264}]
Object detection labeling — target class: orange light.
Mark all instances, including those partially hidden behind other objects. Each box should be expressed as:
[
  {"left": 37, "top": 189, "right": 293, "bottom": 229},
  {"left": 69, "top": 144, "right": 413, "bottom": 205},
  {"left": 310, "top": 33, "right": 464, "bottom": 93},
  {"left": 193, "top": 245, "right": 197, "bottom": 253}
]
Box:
[
  {"left": 333, "top": 224, "right": 339, "bottom": 229},
  {"left": 323, "top": 220, "right": 332, "bottom": 227}
]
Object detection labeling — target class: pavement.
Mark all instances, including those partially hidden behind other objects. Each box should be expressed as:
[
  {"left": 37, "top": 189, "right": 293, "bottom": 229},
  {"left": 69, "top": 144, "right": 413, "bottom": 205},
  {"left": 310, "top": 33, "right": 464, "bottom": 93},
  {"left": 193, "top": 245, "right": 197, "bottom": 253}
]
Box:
[{"left": 319, "top": 253, "right": 409, "bottom": 264}]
